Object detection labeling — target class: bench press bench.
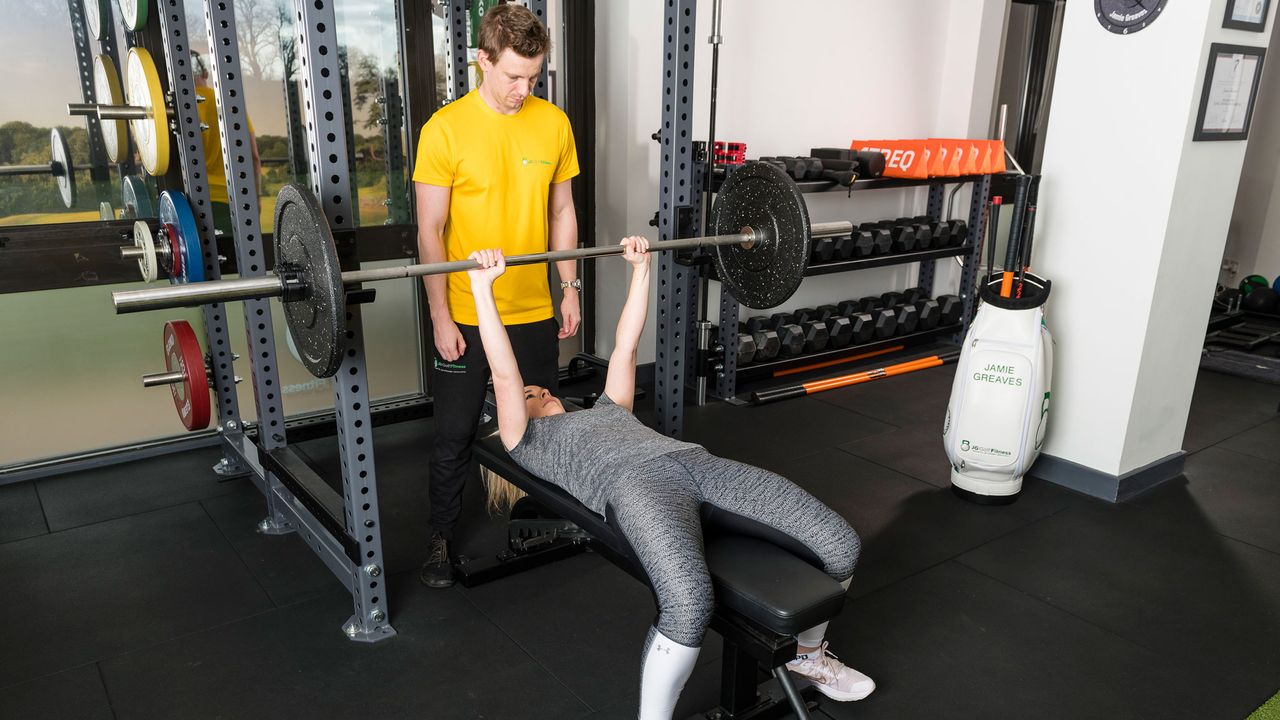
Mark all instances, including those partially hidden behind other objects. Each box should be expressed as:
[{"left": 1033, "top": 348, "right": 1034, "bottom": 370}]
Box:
[{"left": 469, "top": 408, "right": 848, "bottom": 719}]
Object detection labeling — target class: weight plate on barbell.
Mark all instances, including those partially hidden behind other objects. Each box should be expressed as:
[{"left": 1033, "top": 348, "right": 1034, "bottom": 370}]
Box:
[
  {"left": 133, "top": 220, "right": 157, "bottom": 282},
  {"left": 711, "top": 161, "right": 811, "bottom": 309},
  {"left": 83, "top": 0, "right": 105, "bottom": 39},
  {"left": 125, "top": 47, "right": 169, "bottom": 176},
  {"left": 275, "top": 183, "right": 346, "bottom": 378},
  {"left": 99, "top": 201, "right": 117, "bottom": 220},
  {"left": 119, "top": 0, "right": 147, "bottom": 31},
  {"left": 122, "top": 175, "right": 153, "bottom": 218},
  {"left": 159, "top": 190, "right": 204, "bottom": 283},
  {"left": 49, "top": 128, "right": 76, "bottom": 210},
  {"left": 93, "top": 54, "right": 127, "bottom": 164},
  {"left": 159, "top": 223, "right": 182, "bottom": 279},
  {"left": 163, "top": 319, "right": 210, "bottom": 431}
]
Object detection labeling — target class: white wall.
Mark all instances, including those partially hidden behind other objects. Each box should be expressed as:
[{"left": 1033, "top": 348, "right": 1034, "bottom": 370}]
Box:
[
  {"left": 593, "top": 0, "right": 1005, "bottom": 360},
  {"left": 1037, "top": 0, "right": 1274, "bottom": 476},
  {"left": 1225, "top": 25, "right": 1280, "bottom": 282}
]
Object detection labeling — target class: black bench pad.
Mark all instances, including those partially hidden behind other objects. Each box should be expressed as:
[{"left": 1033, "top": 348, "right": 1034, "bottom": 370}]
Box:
[{"left": 474, "top": 425, "right": 845, "bottom": 636}]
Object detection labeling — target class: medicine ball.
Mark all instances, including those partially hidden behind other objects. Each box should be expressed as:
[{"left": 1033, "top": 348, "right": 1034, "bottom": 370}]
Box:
[
  {"left": 1240, "top": 274, "right": 1269, "bottom": 295},
  {"left": 1241, "top": 287, "right": 1279, "bottom": 314}
]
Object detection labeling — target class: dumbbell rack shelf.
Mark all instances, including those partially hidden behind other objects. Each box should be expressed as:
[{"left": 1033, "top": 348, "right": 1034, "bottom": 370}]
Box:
[
  {"left": 805, "top": 243, "right": 973, "bottom": 277},
  {"left": 733, "top": 322, "right": 963, "bottom": 385},
  {"left": 712, "top": 170, "right": 989, "bottom": 195}
]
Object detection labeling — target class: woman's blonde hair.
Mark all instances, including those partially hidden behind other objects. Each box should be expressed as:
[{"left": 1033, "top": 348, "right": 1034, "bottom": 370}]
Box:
[{"left": 481, "top": 466, "right": 526, "bottom": 515}]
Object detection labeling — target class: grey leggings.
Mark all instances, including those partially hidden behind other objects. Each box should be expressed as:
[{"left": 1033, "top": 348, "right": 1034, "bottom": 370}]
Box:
[{"left": 608, "top": 447, "right": 860, "bottom": 647}]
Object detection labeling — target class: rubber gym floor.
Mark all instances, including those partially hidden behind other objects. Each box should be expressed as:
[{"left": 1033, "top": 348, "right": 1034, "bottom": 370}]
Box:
[{"left": 1, "top": 364, "right": 1278, "bottom": 719}]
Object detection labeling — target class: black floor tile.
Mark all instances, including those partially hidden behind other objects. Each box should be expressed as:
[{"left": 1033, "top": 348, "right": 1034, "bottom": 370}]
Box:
[
  {"left": 770, "top": 449, "right": 1089, "bottom": 598},
  {"left": 682, "top": 396, "right": 895, "bottom": 471},
  {"left": 1131, "top": 446, "right": 1280, "bottom": 555},
  {"left": 838, "top": 422, "right": 951, "bottom": 488},
  {"left": 0, "top": 664, "right": 114, "bottom": 720},
  {"left": 0, "top": 503, "right": 273, "bottom": 686},
  {"left": 823, "top": 561, "right": 1249, "bottom": 720},
  {"left": 458, "top": 550, "right": 710, "bottom": 712},
  {"left": 1219, "top": 416, "right": 1280, "bottom": 464},
  {"left": 100, "top": 578, "right": 589, "bottom": 720},
  {"left": 957, "top": 495, "right": 1280, "bottom": 694},
  {"left": 1191, "top": 370, "right": 1280, "bottom": 422},
  {"left": 813, "top": 364, "right": 955, "bottom": 429},
  {"left": 0, "top": 482, "right": 47, "bottom": 544},
  {"left": 199, "top": 482, "right": 345, "bottom": 607},
  {"left": 1182, "top": 407, "right": 1268, "bottom": 454},
  {"left": 36, "top": 446, "right": 238, "bottom": 532}
]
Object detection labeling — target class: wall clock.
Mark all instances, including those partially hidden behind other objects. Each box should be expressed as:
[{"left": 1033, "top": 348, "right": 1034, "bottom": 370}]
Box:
[{"left": 1096, "top": 0, "right": 1170, "bottom": 34}]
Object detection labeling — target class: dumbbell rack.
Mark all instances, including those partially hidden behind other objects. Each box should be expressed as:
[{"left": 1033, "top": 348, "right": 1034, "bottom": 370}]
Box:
[{"left": 712, "top": 176, "right": 991, "bottom": 398}]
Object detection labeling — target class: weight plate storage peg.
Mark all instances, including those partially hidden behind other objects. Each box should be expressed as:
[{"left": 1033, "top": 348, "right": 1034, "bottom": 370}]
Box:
[
  {"left": 275, "top": 183, "right": 347, "bottom": 378},
  {"left": 162, "top": 320, "right": 211, "bottom": 431},
  {"left": 159, "top": 190, "right": 204, "bottom": 283},
  {"left": 94, "top": 54, "right": 127, "bottom": 163},
  {"left": 711, "top": 161, "right": 812, "bottom": 309},
  {"left": 125, "top": 47, "right": 169, "bottom": 176}
]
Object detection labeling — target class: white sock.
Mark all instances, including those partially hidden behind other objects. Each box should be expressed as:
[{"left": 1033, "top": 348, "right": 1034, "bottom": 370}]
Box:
[
  {"left": 793, "top": 577, "right": 853, "bottom": 654},
  {"left": 638, "top": 628, "right": 701, "bottom": 720}
]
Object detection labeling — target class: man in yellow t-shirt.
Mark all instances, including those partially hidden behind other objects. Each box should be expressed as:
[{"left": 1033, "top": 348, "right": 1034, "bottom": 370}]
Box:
[
  {"left": 413, "top": 4, "right": 579, "bottom": 588},
  {"left": 194, "top": 54, "right": 261, "bottom": 238}
]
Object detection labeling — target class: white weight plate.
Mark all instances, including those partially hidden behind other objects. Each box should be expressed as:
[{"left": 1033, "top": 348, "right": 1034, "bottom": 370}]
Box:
[
  {"left": 93, "top": 54, "right": 127, "bottom": 163},
  {"left": 83, "top": 0, "right": 105, "bottom": 39},
  {"left": 51, "top": 129, "right": 76, "bottom": 209},
  {"left": 118, "top": 0, "right": 146, "bottom": 31},
  {"left": 134, "top": 220, "right": 158, "bottom": 283}
]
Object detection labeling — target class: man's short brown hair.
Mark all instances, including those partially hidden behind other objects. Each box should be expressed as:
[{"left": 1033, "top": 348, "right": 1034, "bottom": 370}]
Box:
[{"left": 477, "top": 4, "right": 550, "bottom": 61}]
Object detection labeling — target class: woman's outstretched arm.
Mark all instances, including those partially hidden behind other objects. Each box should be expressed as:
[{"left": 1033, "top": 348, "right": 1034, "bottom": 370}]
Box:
[
  {"left": 604, "top": 236, "right": 651, "bottom": 412},
  {"left": 468, "top": 250, "right": 528, "bottom": 449}
]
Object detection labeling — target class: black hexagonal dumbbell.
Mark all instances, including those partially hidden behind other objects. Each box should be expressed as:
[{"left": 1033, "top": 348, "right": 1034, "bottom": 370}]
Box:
[
  {"left": 846, "top": 312, "right": 875, "bottom": 345},
  {"left": 815, "top": 304, "right": 840, "bottom": 322},
  {"left": 769, "top": 312, "right": 795, "bottom": 330},
  {"left": 881, "top": 291, "right": 905, "bottom": 309},
  {"left": 894, "top": 303, "right": 920, "bottom": 335},
  {"left": 859, "top": 296, "right": 885, "bottom": 314},
  {"left": 746, "top": 315, "right": 771, "bottom": 333},
  {"left": 902, "top": 287, "right": 926, "bottom": 305},
  {"left": 837, "top": 299, "right": 863, "bottom": 317},
  {"left": 930, "top": 221, "right": 951, "bottom": 247},
  {"left": 832, "top": 235, "right": 856, "bottom": 261},
  {"left": 872, "top": 308, "right": 898, "bottom": 339},
  {"left": 937, "top": 294, "right": 964, "bottom": 325},
  {"left": 721, "top": 324, "right": 757, "bottom": 366},
  {"left": 889, "top": 225, "right": 917, "bottom": 253},
  {"left": 912, "top": 223, "right": 934, "bottom": 249},
  {"left": 851, "top": 230, "right": 875, "bottom": 258},
  {"left": 777, "top": 323, "right": 806, "bottom": 357},
  {"left": 859, "top": 223, "right": 892, "bottom": 255},
  {"left": 793, "top": 307, "right": 822, "bottom": 325},
  {"left": 801, "top": 320, "right": 830, "bottom": 353},
  {"left": 915, "top": 298, "right": 941, "bottom": 330},
  {"left": 810, "top": 237, "right": 836, "bottom": 265},
  {"left": 947, "top": 220, "right": 968, "bottom": 247},
  {"left": 825, "top": 315, "right": 854, "bottom": 348}
]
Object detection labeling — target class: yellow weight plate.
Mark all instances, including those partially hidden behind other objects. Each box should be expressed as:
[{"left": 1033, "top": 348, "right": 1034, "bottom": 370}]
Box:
[
  {"left": 126, "top": 47, "right": 169, "bottom": 176},
  {"left": 93, "top": 54, "right": 127, "bottom": 163}
]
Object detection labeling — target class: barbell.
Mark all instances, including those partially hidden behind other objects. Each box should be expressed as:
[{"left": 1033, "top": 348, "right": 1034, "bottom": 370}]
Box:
[
  {"left": 0, "top": 129, "right": 85, "bottom": 209},
  {"left": 111, "top": 161, "right": 837, "bottom": 378}
]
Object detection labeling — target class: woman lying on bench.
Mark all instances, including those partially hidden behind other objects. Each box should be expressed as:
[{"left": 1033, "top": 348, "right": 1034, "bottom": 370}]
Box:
[{"left": 468, "top": 238, "right": 875, "bottom": 719}]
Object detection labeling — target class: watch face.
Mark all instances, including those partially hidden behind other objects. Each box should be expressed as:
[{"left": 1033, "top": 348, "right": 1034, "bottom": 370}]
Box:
[{"left": 1095, "top": 0, "right": 1169, "bottom": 34}]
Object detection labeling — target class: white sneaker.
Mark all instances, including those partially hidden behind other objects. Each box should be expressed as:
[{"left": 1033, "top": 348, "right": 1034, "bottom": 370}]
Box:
[{"left": 786, "top": 641, "right": 876, "bottom": 701}]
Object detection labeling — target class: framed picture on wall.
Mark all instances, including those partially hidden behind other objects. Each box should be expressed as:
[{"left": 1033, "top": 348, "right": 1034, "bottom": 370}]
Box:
[
  {"left": 1194, "top": 43, "right": 1267, "bottom": 141},
  {"left": 1223, "top": 0, "right": 1271, "bottom": 31}
]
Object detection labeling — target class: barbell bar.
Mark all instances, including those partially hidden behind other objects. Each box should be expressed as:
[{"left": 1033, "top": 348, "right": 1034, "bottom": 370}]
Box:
[
  {"left": 112, "top": 162, "right": 820, "bottom": 378},
  {"left": 2, "top": 129, "right": 82, "bottom": 208}
]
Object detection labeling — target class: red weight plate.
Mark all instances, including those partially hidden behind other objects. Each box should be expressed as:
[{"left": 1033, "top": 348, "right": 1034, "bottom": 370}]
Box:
[
  {"left": 163, "top": 320, "right": 209, "bottom": 430},
  {"left": 162, "top": 223, "right": 183, "bottom": 278}
]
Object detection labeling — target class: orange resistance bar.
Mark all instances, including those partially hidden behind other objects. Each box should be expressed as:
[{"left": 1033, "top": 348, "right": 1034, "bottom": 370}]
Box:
[
  {"left": 772, "top": 344, "right": 905, "bottom": 378},
  {"left": 803, "top": 355, "right": 945, "bottom": 393}
]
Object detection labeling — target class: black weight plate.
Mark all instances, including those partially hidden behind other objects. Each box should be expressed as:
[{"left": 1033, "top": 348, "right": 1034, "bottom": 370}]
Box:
[
  {"left": 711, "top": 161, "right": 811, "bottom": 309},
  {"left": 274, "top": 183, "right": 346, "bottom": 378}
]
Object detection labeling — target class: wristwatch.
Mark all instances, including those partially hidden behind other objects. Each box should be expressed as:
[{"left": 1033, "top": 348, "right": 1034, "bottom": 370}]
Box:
[{"left": 560, "top": 279, "right": 582, "bottom": 290}]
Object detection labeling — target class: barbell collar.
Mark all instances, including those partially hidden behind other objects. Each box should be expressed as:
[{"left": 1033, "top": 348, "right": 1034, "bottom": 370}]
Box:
[{"left": 142, "top": 370, "right": 187, "bottom": 387}]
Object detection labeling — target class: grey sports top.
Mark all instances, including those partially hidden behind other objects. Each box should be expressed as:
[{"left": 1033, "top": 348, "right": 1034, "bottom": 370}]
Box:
[{"left": 506, "top": 394, "right": 699, "bottom": 515}]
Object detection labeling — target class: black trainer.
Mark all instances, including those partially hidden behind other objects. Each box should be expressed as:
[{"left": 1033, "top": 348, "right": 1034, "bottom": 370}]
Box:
[{"left": 420, "top": 532, "right": 454, "bottom": 588}]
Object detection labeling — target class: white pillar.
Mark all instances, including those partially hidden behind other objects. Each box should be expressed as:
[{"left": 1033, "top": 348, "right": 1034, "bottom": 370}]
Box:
[{"left": 1032, "top": 0, "right": 1275, "bottom": 500}]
